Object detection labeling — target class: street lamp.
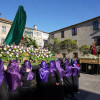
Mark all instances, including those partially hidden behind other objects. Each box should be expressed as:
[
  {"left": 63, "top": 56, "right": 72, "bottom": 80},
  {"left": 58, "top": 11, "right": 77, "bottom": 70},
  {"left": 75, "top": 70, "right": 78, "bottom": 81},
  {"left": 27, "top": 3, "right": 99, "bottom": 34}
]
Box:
[{"left": 0, "top": 13, "right": 1, "bottom": 16}]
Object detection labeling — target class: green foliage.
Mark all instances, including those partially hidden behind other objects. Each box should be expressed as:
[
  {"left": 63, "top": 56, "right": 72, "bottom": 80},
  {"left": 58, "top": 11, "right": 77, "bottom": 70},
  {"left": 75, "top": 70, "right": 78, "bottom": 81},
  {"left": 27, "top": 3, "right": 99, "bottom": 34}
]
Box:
[
  {"left": 23, "top": 34, "right": 38, "bottom": 48},
  {"left": 60, "top": 39, "right": 78, "bottom": 53},
  {"left": 79, "top": 45, "right": 90, "bottom": 55},
  {"left": 52, "top": 38, "right": 61, "bottom": 54}
]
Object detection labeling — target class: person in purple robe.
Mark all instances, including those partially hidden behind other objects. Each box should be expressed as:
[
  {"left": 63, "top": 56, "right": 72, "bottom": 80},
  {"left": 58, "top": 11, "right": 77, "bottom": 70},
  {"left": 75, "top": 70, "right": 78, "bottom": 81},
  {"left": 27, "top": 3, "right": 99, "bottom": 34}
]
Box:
[
  {"left": 0, "top": 59, "right": 8, "bottom": 100},
  {"left": 72, "top": 60, "right": 80, "bottom": 93},
  {"left": 48, "top": 60, "right": 63, "bottom": 100},
  {"left": 6, "top": 60, "right": 21, "bottom": 100},
  {"left": 39, "top": 61, "right": 49, "bottom": 83},
  {"left": 20, "top": 60, "right": 36, "bottom": 100},
  {"left": 37, "top": 61, "right": 49, "bottom": 100},
  {"left": 55, "top": 60, "right": 65, "bottom": 81},
  {"left": 63, "top": 60, "right": 75, "bottom": 100}
]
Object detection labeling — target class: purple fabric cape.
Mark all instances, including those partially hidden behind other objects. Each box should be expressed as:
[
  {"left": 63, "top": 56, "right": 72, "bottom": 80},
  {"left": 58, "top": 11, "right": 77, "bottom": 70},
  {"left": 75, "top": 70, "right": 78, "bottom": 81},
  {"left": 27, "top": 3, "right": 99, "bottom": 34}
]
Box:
[
  {"left": 22, "top": 60, "right": 34, "bottom": 80},
  {"left": 7, "top": 62, "right": 21, "bottom": 91},
  {"left": 64, "top": 60, "right": 72, "bottom": 78},
  {"left": 39, "top": 61, "right": 49, "bottom": 83},
  {"left": 8, "top": 59, "right": 18, "bottom": 65},
  {"left": 0, "top": 59, "right": 4, "bottom": 86},
  {"left": 72, "top": 67, "right": 78, "bottom": 76},
  {"left": 72, "top": 60, "right": 80, "bottom": 71},
  {"left": 49, "top": 60, "right": 57, "bottom": 77},
  {"left": 55, "top": 60, "right": 65, "bottom": 80}
]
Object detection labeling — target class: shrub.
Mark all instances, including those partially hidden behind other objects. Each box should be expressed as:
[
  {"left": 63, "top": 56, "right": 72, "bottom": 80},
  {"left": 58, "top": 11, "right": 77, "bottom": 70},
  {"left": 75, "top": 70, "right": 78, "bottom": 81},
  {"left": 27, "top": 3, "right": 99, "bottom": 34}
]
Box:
[{"left": 79, "top": 45, "right": 90, "bottom": 55}]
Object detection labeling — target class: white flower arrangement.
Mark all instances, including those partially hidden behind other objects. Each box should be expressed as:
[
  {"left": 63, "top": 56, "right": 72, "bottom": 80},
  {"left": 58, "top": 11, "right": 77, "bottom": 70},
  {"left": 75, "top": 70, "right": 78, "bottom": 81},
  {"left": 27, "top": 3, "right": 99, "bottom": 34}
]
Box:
[{"left": 81, "top": 54, "right": 99, "bottom": 59}]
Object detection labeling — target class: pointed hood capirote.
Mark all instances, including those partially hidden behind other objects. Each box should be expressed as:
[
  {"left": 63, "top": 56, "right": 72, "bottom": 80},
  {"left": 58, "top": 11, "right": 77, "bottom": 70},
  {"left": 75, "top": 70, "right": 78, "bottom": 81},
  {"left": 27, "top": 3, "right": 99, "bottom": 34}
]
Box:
[
  {"left": 0, "top": 59, "right": 4, "bottom": 86},
  {"left": 39, "top": 61, "right": 49, "bottom": 83},
  {"left": 49, "top": 60, "right": 57, "bottom": 77},
  {"left": 22, "top": 60, "right": 34, "bottom": 80},
  {"left": 55, "top": 60, "right": 65, "bottom": 80},
  {"left": 64, "top": 60, "right": 72, "bottom": 77},
  {"left": 7, "top": 61, "right": 21, "bottom": 91}
]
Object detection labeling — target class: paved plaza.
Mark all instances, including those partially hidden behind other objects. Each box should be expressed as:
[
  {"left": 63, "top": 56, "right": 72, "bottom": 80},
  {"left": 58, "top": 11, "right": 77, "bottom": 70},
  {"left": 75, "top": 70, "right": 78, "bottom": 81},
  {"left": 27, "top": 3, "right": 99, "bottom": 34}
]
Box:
[{"left": 75, "top": 73, "right": 100, "bottom": 100}]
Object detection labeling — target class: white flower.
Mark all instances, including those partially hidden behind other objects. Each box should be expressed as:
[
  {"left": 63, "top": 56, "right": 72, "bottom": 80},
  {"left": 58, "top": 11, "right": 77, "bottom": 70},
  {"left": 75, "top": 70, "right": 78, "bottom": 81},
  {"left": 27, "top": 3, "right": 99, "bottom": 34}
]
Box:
[
  {"left": 16, "top": 55, "right": 18, "bottom": 58},
  {"left": 4, "top": 48, "right": 7, "bottom": 50},
  {"left": 11, "top": 53, "right": 13, "bottom": 55},
  {"left": 7, "top": 51, "right": 9, "bottom": 54},
  {"left": 46, "top": 55, "right": 48, "bottom": 58},
  {"left": 14, "top": 46, "right": 16, "bottom": 48},
  {"left": 9, "top": 54, "right": 12, "bottom": 57},
  {"left": 9, "top": 49, "right": 11, "bottom": 51},
  {"left": 20, "top": 51, "right": 22, "bottom": 53},
  {"left": 23, "top": 50, "right": 26, "bottom": 52},
  {"left": 1, "top": 52, "right": 3, "bottom": 54},
  {"left": 0, "top": 54, "right": 2, "bottom": 57},
  {"left": 13, "top": 50, "right": 15, "bottom": 52},
  {"left": 11, "top": 45, "right": 13, "bottom": 48},
  {"left": 16, "top": 50, "right": 18, "bottom": 52}
]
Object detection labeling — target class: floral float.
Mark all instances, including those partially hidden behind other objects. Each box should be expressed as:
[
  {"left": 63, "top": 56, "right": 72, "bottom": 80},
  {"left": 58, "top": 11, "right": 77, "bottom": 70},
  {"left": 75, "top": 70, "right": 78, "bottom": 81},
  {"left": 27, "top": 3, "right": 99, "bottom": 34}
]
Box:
[
  {"left": 0, "top": 44, "right": 54, "bottom": 64},
  {"left": 80, "top": 54, "right": 100, "bottom": 64}
]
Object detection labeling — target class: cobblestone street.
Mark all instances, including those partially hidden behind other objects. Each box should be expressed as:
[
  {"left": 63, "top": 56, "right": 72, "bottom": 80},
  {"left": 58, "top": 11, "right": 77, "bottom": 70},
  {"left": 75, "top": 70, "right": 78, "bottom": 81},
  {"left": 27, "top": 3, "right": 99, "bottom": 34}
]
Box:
[{"left": 75, "top": 73, "right": 100, "bottom": 100}]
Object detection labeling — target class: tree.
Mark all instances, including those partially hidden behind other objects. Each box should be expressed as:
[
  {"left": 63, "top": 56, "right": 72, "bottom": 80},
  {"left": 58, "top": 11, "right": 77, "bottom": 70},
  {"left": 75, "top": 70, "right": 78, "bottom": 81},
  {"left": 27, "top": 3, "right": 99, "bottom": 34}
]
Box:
[
  {"left": 52, "top": 38, "right": 61, "bottom": 53},
  {"left": 60, "top": 39, "right": 78, "bottom": 53}
]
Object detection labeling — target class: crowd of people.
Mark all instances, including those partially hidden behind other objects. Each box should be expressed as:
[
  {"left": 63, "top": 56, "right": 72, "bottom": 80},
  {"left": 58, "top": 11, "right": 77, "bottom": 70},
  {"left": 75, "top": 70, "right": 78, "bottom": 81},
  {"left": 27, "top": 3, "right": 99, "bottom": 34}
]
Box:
[{"left": 0, "top": 54, "right": 80, "bottom": 100}]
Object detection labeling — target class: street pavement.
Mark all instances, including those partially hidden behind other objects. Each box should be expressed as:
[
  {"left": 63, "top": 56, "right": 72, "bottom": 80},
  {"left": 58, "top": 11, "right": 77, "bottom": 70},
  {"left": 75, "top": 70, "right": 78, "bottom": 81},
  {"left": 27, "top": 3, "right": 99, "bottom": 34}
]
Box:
[{"left": 75, "top": 73, "right": 100, "bottom": 100}]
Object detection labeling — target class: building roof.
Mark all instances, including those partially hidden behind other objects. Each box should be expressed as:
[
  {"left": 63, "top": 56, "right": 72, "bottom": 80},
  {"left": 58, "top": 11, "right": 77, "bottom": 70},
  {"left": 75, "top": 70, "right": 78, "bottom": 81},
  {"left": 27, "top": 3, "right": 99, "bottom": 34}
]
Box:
[
  {"left": 0, "top": 18, "right": 48, "bottom": 33},
  {"left": 49, "top": 16, "right": 100, "bottom": 34},
  {"left": 0, "top": 18, "right": 13, "bottom": 24}
]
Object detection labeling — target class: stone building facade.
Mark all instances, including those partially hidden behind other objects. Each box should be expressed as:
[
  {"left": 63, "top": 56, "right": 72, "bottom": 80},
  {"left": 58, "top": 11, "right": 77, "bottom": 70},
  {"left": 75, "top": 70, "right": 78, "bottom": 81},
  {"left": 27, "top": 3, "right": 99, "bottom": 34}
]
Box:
[
  {"left": 49, "top": 16, "right": 100, "bottom": 47},
  {"left": 0, "top": 18, "right": 49, "bottom": 47}
]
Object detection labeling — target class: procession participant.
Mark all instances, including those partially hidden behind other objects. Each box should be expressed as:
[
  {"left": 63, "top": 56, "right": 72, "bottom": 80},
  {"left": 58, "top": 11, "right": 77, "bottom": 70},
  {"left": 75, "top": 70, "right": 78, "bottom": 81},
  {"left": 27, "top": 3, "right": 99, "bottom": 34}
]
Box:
[
  {"left": 91, "top": 41, "right": 97, "bottom": 55},
  {"left": 55, "top": 60, "right": 64, "bottom": 100},
  {"left": 48, "top": 60, "right": 63, "bottom": 100},
  {"left": 38, "top": 61, "right": 49, "bottom": 100},
  {"left": 0, "top": 59, "right": 8, "bottom": 100},
  {"left": 20, "top": 60, "right": 36, "bottom": 100},
  {"left": 6, "top": 61, "right": 21, "bottom": 100},
  {"left": 63, "top": 60, "right": 75, "bottom": 100},
  {"left": 7, "top": 59, "right": 18, "bottom": 69},
  {"left": 72, "top": 60, "right": 80, "bottom": 93},
  {"left": 55, "top": 60, "right": 65, "bottom": 82},
  {"left": 71, "top": 52, "right": 78, "bottom": 63}
]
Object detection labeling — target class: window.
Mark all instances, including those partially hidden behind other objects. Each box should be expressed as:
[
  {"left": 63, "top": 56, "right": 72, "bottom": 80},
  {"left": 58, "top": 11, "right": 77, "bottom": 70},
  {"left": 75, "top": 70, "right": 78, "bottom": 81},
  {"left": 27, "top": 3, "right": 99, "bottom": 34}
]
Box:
[
  {"left": 51, "top": 34, "right": 54, "bottom": 39},
  {"left": 44, "top": 40, "right": 47, "bottom": 44},
  {"left": 61, "top": 31, "right": 64, "bottom": 38},
  {"left": 2, "top": 26, "right": 6, "bottom": 33},
  {"left": 93, "top": 20, "right": 99, "bottom": 30},
  {"left": 37, "top": 32, "right": 39, "bottom": 36},
  {"left": 72, "top": 27, "right": 77, "bottom": 36},
  {"left": 1, "top": 38, "right": 5, "bottom": 44}
]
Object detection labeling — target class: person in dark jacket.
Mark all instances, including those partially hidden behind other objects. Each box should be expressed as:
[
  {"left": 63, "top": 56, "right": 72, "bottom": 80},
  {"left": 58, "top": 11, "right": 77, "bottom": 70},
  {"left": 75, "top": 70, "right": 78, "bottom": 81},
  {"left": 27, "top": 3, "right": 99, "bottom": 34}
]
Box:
[
  {"left": 20, "top": 60, "right": 36, "bottom": 100},
  {"left": 48, "top": 60, "right": 63, "bottom": 100},
  {"left": 0, "top": 59, "right": 8, "bottom": 100}
]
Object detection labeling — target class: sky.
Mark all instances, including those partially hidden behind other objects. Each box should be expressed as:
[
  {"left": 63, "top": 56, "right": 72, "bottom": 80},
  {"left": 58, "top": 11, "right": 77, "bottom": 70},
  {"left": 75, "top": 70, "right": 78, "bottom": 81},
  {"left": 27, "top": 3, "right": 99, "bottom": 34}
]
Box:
[{"left": 0, "top": 0, "right": 100, "bottom": 32}]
